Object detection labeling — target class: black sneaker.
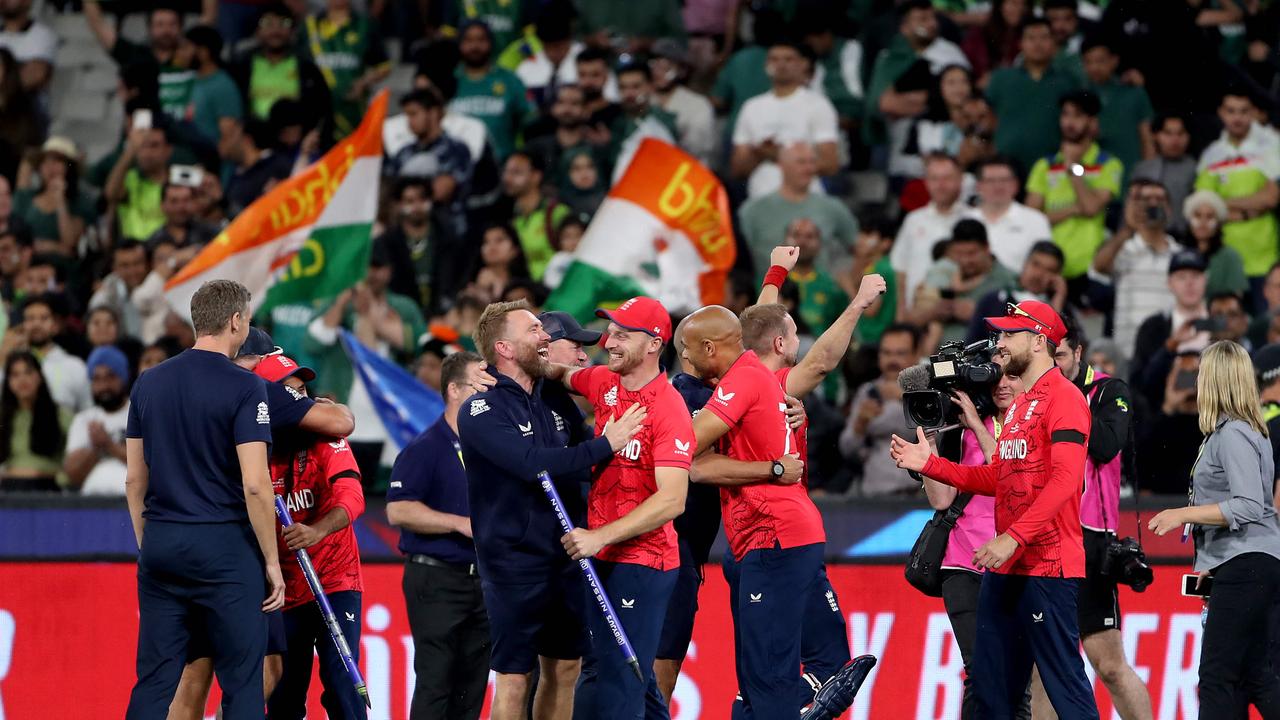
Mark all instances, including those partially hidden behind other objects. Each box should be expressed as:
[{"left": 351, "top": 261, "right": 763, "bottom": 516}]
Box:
[{"left": 799, "top": 655, "right": 877, "bottom": 720}]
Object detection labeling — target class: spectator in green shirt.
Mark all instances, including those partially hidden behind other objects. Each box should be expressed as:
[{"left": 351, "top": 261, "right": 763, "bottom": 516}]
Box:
[
  {"left": 440, "top": 0, "right": 531, "bottom": 53},
  {"left": 986, "top": 17, "right": 1079, "bottom": 174},
  {"left": 228, "top": 4, "right": 333, "bottom": 143},
  {"left": 13, "top": 136, "right": 94, "bottom": 258},
  {"left": 105, "top": 125, "right": 172, "bottom": 243},
  {"left": 1044, "top": 0, "right": 1084, "bottom": 82},
  {"left": 452, "top": 20, "right": 534, "bottom": 162},
  {"left": 1026, "top": 90, "right": 1122, "bottom": 304},
  {"left": 501, "top": 150, "right": 568, "bottom": 280},
  {"left": 304, "top": 0, "right": 392, "bottom": 139},
  {"left": 710, "top": 6, "right": 783, "bottom": 143},
  {"left": 182, "top": 25, "right": 243, "bottom": 148},
  {"left": 576, "top": 0, "right": 686, "bottom": 54},
  {"left": 1080, "top": 34, "right": 1154, "bottom": 189},
  {"left": 850, "top": 213, "right": 899, "bottom": 346},
  {"left": 84, "top": 1, "right": 194, "bottom": 121}
]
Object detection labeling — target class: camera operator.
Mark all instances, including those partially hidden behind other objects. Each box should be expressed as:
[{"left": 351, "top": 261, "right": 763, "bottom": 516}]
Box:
[
  {"left": 891, "top": 300, "right": 1100, "bottom": 719},
  {"left": 1149, "top": 341, "right": 1280, "bottom": 717},
  {"left": 1048, "top": 319, "right": 1154, "bottom": 720},
  {"left": 921, "top": 356, "right": 1030, "bottom": 720}
]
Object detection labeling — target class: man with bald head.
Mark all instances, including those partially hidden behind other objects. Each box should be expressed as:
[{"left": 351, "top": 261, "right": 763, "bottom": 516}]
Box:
[
  {"left": 738, "top": 142, "right": 860, "bottom": 287},
  {"left": 682, "top": 306, "right": 865, "bottom": 720}
]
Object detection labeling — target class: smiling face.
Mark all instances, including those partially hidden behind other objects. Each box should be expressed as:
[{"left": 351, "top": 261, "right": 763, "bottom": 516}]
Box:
[
  {"left": 604, "top": 322, "right": 659, "bottom": 374},
  {"left": 992, "top": 353, "right": 1023, "bottom": 411},
  {"left": 499, "top": 310, "right": 551, "bottom": 378}
]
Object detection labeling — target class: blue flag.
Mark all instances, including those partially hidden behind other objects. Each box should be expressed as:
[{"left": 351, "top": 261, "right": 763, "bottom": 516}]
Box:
[{"left": 339, "top": 330, "right": 445, "bottom": 451}]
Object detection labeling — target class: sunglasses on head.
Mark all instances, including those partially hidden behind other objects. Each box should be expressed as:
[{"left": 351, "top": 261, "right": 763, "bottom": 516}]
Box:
[{"left": 1006, "top": 302, "right": 1052, "bottom": 331}]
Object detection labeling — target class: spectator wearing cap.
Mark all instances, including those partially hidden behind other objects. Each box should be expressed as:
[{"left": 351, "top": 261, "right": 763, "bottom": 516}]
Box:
[
  {"left": 183, "top": 25, "right": 243, "bottom": 148},
  {"left": 451, "top": 21, "right": 533, "bottom": 164},
  {"left": 1130, "top": 249, "right": 1210, "bottom": 418},
  {"left": 1195, "top": 87, "right": 1280, "bottom": 307},
  {"left": 227, "top": 3, "right": 332, "bottom": 135},
  {"left": 1183, "top": 189, "right": 1249, "bottom": 301},
  {"left": 966, "top": 155, "right": 1053, "bottom": 273},
  {"left": 911, "top": 217, "right": 1018, "bottom": 347},
  {"left": 13, "top": 136, "right": 95, "bottom": 257},
  {"left": 388, "top": 88, "right": 473, "bottom": 240},
  {"left": 731, "top": 38, "right": 840, "bottom": 199},
  {"left": 986, "top": 17, "right": 1080, "bottom": 174},
  {"left": 303, "top": 0, "right": 390, "bottom": 140},
  {"left": 387, "top": 349, "right": 490, "bottom": 720},
  {"left": 1254, "top": 343, "right": 1280, "bottom": 488},
  {"left": 890, "top": 153, "right": 966, "bottom": 312},
  {"left": 63, "top": 346, "right": 132, "bottom": 495},
  {"left": 1093, "top": 179, "right": 1182, "bottom": 358},
  {"left": 650, "top": 40, "right": 716, "bottom": 167},
  {"left": 1080, "top": 34, "right": 1154, "bottom": 189},
  {"left": 537, "top": 310, "right": 598, "bottom": 371},
  {"left": 1132, "top": 113, "right": 1196, "bottom": 236},
  {"left": 1026, "top": 90, "right": 1122, "bottom": 299}
]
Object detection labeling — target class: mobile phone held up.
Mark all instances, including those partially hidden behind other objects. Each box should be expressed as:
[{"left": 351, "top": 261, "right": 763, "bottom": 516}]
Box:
[{"left": 1182, "top": 573, "right": 1212, "bottom": 597}]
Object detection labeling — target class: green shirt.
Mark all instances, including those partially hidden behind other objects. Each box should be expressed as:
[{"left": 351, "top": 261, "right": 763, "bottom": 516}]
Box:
[
  {"left": 304, "top": 12, "right": 391, "bottom": 138},
  {"left": 855, "top": 255, "right": 897, "bottom": 345},
  {"left": 1090, "top": 78, "right": 1153, "bottom": 189},
  {"left": 451, "top": 66, "right": 532, "bottom": 161},
  {"left": 248, "top": 54, "right": 302, "bottom": 120},
  {"left": 817, "top": 38, "right": 864, "bottom": 121},
  {"left": 605, "top": 107, "right": 678, "bottom": 171},
  {"left": 791, "top": 267, "right": 849, "bottom": 337},
  {"left": 1026, "top": 143, "right": 1124, "bottom": 279},
  {"left": 987, "top": 64, "right": 1080, "bottom": 174},
  {"left": 12, "top": 188, "right": 96, "bottom": 245},
  {"left": 575, "top": 0, "right": 685, "bottom": 40},
  {"left": 1206, "top": 245, "right": 1250, "bottom": 298},
  {"left": 513, "top": 200, "right": 569, "bottom": 280},
  {"left": 1195, "top": 129, "right": 1280, "bottom": 277},
  {"left": 711, "top": 46, "right": 771, "bottom": 144},
  {"left": 4, "top": 407, "right": 72, "bottom": 485},
  {"left": 111, "top": 39, "right": 194, "bottom": 121},
  {"left": 444, "top": 0, "right": 528, "bottom": 52},
  {"left": 119, "top": 169, "right": 165, "bottom": 242},
  {"left": 737, "top": 192, "right": 861, "bottom": 282},
  {"left": 188, "top": 70, "right": 244, "bottom": 144},
  {"left": 863, "top": 35, "right": 919, "bottom": 146}
]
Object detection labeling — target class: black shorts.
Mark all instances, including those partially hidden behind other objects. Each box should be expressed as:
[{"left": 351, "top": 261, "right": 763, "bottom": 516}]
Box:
[
  {"left": 1078, "top": 528, "right": 1122, "bottom": 636},
  {"left": 481, "top": 561, "right": 588, "bottom": 674},
  {"left": 186, "top": 608, "right": 287, "bottom": 661}
]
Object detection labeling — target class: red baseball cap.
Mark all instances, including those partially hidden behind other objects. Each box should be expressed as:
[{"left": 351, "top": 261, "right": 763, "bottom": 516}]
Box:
[
  {"left": 985, "top": 300, "right": 1068, "bottom": 346},
  {"left": 254, "top": 354, "right": 317, "bottom": 383},
  {"left": 595, "top": 296, "right": 672, "bottom": 344}
]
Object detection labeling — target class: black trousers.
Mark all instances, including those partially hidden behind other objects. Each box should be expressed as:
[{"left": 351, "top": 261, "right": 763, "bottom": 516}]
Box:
[
  {"left": 1200, "top": 552, "right": 1280, "bottom": 719},
  {"left": 403, "top": 560, "right": 490, "bottom": 720},
  {"left": 940, "top": 570, "right": 1032, "bottom": 720}
]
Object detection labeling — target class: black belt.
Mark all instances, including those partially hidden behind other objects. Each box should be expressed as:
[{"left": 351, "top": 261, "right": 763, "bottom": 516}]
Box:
[{"left": 408, "top": 554, "right": 479, "bottom": 577}]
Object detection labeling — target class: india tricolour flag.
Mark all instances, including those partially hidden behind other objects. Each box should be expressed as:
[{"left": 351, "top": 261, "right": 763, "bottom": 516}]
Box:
[
  {"left": 547, "top": 138, "right": 735, "bottom": 321},
  {"left": 165, "top": 91, "right": 389, "bottom": 319}
]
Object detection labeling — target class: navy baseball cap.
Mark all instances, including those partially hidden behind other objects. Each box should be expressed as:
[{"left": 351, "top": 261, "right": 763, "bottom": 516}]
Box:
[
  {"left": 237, "top": 327, "right": 278, "bottom": 357},
  {"left": 540, "top": 311, "right": 602, "bottom": 345}
]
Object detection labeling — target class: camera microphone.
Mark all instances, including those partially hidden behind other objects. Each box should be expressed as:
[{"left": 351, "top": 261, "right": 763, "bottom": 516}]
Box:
[{"left": 898, "top": 364, "right": 931, "bottom": 481}]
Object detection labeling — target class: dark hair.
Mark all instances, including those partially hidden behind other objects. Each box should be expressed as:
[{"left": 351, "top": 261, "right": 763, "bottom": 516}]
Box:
[
  {"left": 1060, "top": 89, "right": 1101, "bottom": 117},
  {"left": 22, "top": 291, "right": 66, "bottom": 319},
  {"left": 260, "top": 2, "right": 293, "bottom": 19},
  {"left": 26, "top": 254, "right": 65, "bottom": 283},
  {"left": 413, "top": 41, "right": 460, "bottom": 101},
  {"left": 393, "top": 176, "right": 432, "bottom": 200},
  {"left": 1027, "top": 240, "right": 1065, "bottom": 268},
  {"left": 951, "top": 218, "right": 989, "bottom": 246},
  {"left": 506, "top": 149, "right": 546, "bottom": 175},
  {"left": 983, "top": 0, "right": 1031, "bottom": 63},
  {"left": 975, "top": 154, "right": 1021, "bottom": 182},
  {"left": 552, "top": 213, "right": 587, "bottom": 251},
  {"left": 898, "top": 0, "right": 934, "bottom": 18},
  {"left": 533, "top": 2, "right": 574, "bottom": 43},
  {"left": 0, "top": 49, "right": 20, "bottom": 106},
  {"left": 401, "top": 87, "right": 444, "bottom": 111},
  {"left": 1221, "top": 84, "right": 1256, "bottom": 107},
  {"left": 112, "top": 242, "right": 149, "bottom": 263},
  {"left": 616, "top": 61, "right": 651, "bottom": 82},
  {"left": 858, "top": 209, "right": 898, "bottom": 240},
  {"left": 1152, "top": 112, "right": 1188, "bottom": 134},
  {"left": 478, "top": 222, "right": 531, "bottom": 279},
  {"left": 148, "top": 2, "right": 182, "bottom": 23},
  {"left": 1043, "top": 0, "right": 1078, "bottom": 12},
  {"left": 1079, "top": 32, "right": 1117, "bottom": 57},
  {"left": 575, "top": 46, "right": 611, "bottom": 67},
  {"left": 502, "top": 278, "right": 551, "bottom": 307},
  {"left": 926, "top": 64, "right": 973, "bottom": 120},
  {"left": 160, "top": 180, "right": 195, "bottom": 203},
  {"left": 441, "top": 350, "right": 484, "bottom": 392},
  {"left": 1208, "top": 291, "right": 1246, "bottom": 313},
  {"left": 185, "top": 24, "right": 223, "bottom": 60},
  {"left": 0, "top": 226, "right": 32, "bottom": 248},
  {"left": 1061, "top": 312, "right": 1087, "bottom": 352},
  {"left": 0, "top": 351, "right": 63, "bottom": 465},
  {"left": 241, "top": 117, "right": 275, "bottom": 151},
  {"left": 1018, "top": 16, "right": 1052, "bottom": 37},
  {"left": 881, "top": 322, "right": 922, "bottom": 351}
]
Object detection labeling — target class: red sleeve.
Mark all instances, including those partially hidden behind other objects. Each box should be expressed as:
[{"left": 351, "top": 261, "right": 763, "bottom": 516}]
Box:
[
  {"left": 922, "top": 454, "right": 1000, "bottom": 496},
  {"left": 569, "top": 365, "right": 604, "bottom": 398},
  {"left": 704, "top": 367, "right": 758, "bottom": 428},
  {"left": 651, "top": 390, "right": 696, "bottom": 469},
  {"left": 1006, "top": 395, "right": 1090, "bottom": 546},
  {"left": 322, "top": 438, "right": 365, "bottom": 523}
]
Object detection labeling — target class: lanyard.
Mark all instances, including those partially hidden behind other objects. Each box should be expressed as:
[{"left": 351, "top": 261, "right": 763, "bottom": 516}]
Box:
[{"left": 1183, "top": 435, "right": 1211, "bottom": 543}]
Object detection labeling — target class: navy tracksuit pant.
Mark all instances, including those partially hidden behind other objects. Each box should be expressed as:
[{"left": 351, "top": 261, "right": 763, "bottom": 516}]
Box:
[
  {"left": 127, "top": 521, "right": 267, "bottom": 720},
  {"left": 268, "top": 590, "right": 366, "bottom": 720},
  {"left": 574, "top": 560, "right": 676, "bottom": 720},
  {"left": 974, "top": 573, "right": 1099, "bottom": 720}
]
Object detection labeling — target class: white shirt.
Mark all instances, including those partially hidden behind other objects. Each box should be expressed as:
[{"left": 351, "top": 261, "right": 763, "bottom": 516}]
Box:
[
  {"left": 1197, "top": 122, "right": 1280, "bottom": 179},
  {"left": 732, "top": 87, "right": 838, "bottom": 198},
  {"left": 0, "top": 20, "right": 57, "bottom": 64},
  {"left": 383, "top": 111, "right": 488, "bottom": 165},
  {"left": 514, "top": 40, "right": 619, "bottom": 102},
  {"left": 1113, "top": 235, "right": 1182, "bottom": 358},
  {"left": 656, "top": 85, "right": 716, "bottom": 166},
  {"left": 890, "top": 202, "right": 966, "bottom": 308},
  {"left": 41, "top": 345, "right": 90, "bottom": 413},
  {"left": 65, "top": 402, "right": 130, "bottom": 496},
  {"left": 966, "top": 202, "right": 1053, "bottom": 272}
]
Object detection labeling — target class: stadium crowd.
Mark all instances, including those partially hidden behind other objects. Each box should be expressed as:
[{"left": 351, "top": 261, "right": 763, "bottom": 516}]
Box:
[{"left": 3, "top": 0, "right": 1280, "bottom": 506}]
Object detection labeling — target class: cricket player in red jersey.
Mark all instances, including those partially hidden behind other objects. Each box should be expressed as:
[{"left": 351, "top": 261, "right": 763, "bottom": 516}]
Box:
[
  {"left": 253, "top": 355, "right": 368, "bottom": 720},
  {"left": 891, "top": 300, "right": 1100, "bottom": 720},
  {"left": 545, "top": 296, "right": 693, "bottom": 720},
  {"left": 680, "top": 306, "right": 865, "bottom": 720}
]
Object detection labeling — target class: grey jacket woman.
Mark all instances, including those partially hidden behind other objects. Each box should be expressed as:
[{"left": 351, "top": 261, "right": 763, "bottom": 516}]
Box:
[{"left": 1192, "top": 417, "right": 1280, "bottom": 572}]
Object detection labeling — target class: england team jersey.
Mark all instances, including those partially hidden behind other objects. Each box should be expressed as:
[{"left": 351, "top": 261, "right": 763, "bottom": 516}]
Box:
[
  {"left": 774, "top": 367, "right": 809, "bottom": 486},
  {"left": 571, "top": 365, "right": 695, "bottom": 570},
  {"left": 923, "top": 367, "right": 1092, "bottom": 577},
  {"left": 272, "top": 437, "right": 364, "bottom": 608},
  {"left": 705, "top": 351, "right": 825, "bottom": 560}
]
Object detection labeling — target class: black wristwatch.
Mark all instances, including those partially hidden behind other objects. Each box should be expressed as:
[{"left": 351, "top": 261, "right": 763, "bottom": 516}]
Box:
[{"left": 771, "top": 460, "right": 785, "bottom": 479}]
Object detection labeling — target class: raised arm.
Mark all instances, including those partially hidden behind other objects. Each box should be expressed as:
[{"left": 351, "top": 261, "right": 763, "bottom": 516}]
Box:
[
  {"left": 784, "top": 274, "right": 887, "bottom": 399},
  {"left": 83, "top": 0, "right": 118, "bottom": 53},
  {"left": 756, "top": 246, "right": 799, "bottom": 306}
]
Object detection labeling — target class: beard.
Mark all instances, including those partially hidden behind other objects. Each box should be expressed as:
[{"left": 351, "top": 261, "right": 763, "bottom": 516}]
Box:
[
  {"left": 607, "top": 346, "right": 643, "bottom": 374},
  {"left": 581, "top": 85, "right": 603, "bottom": 103},
  {"left": 1003, "top": 347, "right": 1032, "bottom": 377},
  {"left": 94, "top": 391, "right": 126, "bottom": 412},
  {"left": 515, "top": 340, "right": 549, "bottom": 379}
]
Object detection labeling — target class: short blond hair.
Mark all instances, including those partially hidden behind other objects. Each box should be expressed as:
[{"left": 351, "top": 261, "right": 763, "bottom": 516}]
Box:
[
  {"left": 1198, "top": 340, "right": 1268, "bottom": 437},
  {"left": 474, "top": 300, "right": 533, "bottom": 366}
]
